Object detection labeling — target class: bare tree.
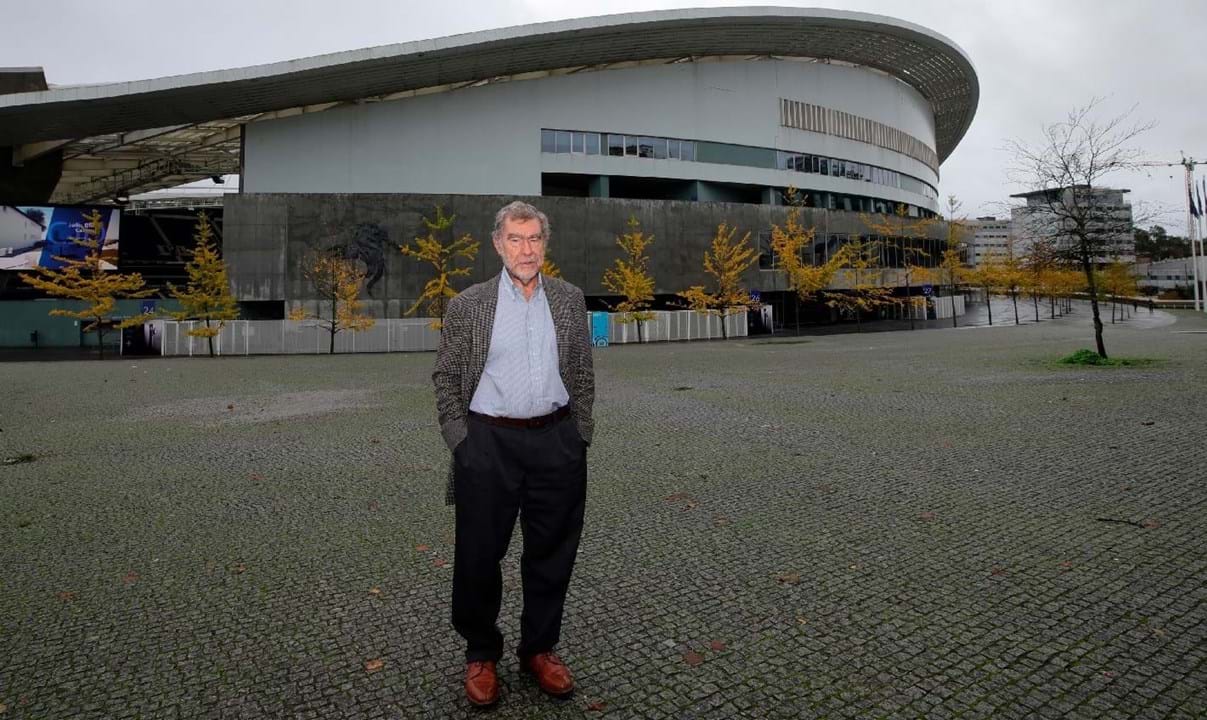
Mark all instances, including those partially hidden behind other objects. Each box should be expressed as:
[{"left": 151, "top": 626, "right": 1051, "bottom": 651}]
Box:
[{"left": 1005, "top": 99, "right": 1153, "bottom": 358}]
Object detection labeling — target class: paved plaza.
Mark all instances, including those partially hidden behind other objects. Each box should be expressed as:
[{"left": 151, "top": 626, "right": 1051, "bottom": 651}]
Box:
[{"left": 1, "top": 308, "right": 1205, "bottom": 719}]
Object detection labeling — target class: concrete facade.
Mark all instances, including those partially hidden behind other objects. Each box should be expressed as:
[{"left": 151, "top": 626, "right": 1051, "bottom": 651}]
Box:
[
  {"left": 223, "top": 193, "right": 948, "bottom": 318},
  {"left": 243, "top": 59, "right": 940, "bottom": 213}
]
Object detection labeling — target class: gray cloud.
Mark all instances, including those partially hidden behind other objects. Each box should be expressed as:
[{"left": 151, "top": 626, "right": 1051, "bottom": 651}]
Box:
[{"left": 5, "top": 0, "right": 1203, "bottom": 230}]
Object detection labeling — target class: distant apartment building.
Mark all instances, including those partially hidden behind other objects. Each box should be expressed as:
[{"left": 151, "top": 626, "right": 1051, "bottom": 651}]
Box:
[
  {"left": 1009, "top": 186, "right": 1135, "bottom": 265},
  {"left": 969, "top": 216, "right": 1012, "bottom": 266}
]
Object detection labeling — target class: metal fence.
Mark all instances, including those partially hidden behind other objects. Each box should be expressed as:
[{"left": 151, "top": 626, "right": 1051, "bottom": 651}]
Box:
[
  {"left": 156, "top": 310, "right": 746, "bottom": 356},
  {"left": 605, "top": 310, "right": 747, "bottom": 344},
  {"left": 157, "top": 319, "right": 442, "bottom": 356}
]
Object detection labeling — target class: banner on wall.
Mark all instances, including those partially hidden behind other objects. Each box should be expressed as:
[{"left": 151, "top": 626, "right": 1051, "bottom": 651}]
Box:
[{"left": 0, "top": 205, "right": 121, "bottom": 271}]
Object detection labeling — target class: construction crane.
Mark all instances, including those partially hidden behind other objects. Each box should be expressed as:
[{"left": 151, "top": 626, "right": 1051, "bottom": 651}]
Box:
[{"left": 1132, "top": 155, "right": 1207, "bottom": 312}]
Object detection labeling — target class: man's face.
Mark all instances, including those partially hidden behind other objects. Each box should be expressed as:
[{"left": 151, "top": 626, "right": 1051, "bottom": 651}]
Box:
[{"left": 493, "top": 216, "right": 546, "bottom": 284}]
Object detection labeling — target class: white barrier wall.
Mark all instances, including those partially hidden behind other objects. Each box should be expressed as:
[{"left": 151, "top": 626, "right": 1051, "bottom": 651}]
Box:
[{"left": 156, "top": 310, "right": 746, "bottom": 356}]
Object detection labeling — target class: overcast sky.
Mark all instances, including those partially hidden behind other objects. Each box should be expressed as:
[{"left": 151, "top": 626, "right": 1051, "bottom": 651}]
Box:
[{"left": 5, "top": 0, "right": 1205, "bottom": 229}]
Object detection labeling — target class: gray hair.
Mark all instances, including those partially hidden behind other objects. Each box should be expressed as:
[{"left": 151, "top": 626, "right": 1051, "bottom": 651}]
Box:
[{"left": 492, "top": 200, "right": 550, "bottom": 242}]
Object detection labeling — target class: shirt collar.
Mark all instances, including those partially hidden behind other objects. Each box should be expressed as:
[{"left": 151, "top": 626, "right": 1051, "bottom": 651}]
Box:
[{"left": 499, "top": 267, "right": 543, "bottom": 302}]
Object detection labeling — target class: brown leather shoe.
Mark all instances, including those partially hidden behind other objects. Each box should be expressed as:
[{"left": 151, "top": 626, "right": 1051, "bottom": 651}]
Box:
[
  {"left": 523, "top": 652, "right": 574, "bottom": 697},
  {"left": 465, "top": 660, "right": 499, "bottom": 707}
]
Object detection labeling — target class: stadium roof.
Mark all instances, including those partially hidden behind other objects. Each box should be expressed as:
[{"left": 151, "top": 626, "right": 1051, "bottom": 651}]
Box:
[{"left": 0, "top": 7, "right": 978, "bottom": 204}]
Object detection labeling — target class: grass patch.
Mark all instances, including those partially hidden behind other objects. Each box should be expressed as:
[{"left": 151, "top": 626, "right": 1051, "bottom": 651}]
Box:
[{"left": 1058, "top": 349, "right": 1162, "bottom": 367}]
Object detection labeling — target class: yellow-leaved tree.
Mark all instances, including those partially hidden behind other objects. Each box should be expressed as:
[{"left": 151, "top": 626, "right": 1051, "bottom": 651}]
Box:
[
  {"left": 19, "top": 209, "right": 154, "bottom": 358},
  {"left": 825, "top": 238, "right": 895, "bottom": 332},
  {"left": 940, "top": 195, "right": 970, "bottom": 327},
  {"left": 678, "top": 222, "right": 759, "bottom": 339},
  {"left": 540, "top": 254, "right": 562, "bottom": 279},
  {"left": 289, "top": 252, "right": 375, "bottom": 354},
  {"left": 399, "top": 205, "right": 479, "bottom": 330},
  {"left": 861, "top": 203, "right": 936, "bottom": 329},
  {"left": 770, "top": 192, "right": 844, "bottom": 332},
  {"left": 601, "top": 216, "right": 656, "bottom": 342},
  {"left": 165, "top": 212, "right": 240, "bottom": 357},
  {"left": 1101, "top": 260, "right": 1138, "bottom": 323}
]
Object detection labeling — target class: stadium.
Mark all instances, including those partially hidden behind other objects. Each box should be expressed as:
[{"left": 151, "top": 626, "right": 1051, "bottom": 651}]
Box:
[{"left": 0, "top": 7, "right": 978, "bottom": 343}]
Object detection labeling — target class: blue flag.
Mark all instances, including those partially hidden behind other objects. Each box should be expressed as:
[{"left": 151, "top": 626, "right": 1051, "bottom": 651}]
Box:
[
  {"left": 1198, "top": 178, "right": 1205, "bottom": 218},
  {"left": 1191, "top": 182, "right": 1200, "bottom": 218}
]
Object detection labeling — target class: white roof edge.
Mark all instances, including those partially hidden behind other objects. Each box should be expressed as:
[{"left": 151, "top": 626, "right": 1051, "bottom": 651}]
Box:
[{"left": 0, "top": 7, "right": 974, "bottom": 108}]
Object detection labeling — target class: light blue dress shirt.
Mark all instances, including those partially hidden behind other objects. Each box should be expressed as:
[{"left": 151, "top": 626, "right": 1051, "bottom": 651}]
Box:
[{"left": 469, "top": 269, "right": 570, "bottom": 419}]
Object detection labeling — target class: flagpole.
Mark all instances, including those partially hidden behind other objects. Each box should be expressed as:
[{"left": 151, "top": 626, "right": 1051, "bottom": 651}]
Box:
[{"left": 1186, "top": 159, "right": 1202, "bottom": 311}]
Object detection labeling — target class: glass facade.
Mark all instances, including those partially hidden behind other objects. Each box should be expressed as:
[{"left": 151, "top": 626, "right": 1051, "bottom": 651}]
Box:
[{"left": 541, "top": 129, "right": 938, "bottom": 201}]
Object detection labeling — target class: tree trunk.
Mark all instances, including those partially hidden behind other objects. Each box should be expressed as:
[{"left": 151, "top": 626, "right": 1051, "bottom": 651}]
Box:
[
  {"left": 329, "top": 296, "right": 338, "bottom": 354},
  {"left": 1012, "top": 290, "right": 1020, "bottom": 325},
  {"left": 1079, "top": 250, "right": 1107, "bottom": 358},
  {"left": 985, "top": 287, "right": 993, "bottom": 326},
  {"left": 206, "top": 318, "right": 215, "bottom": 358},
  {"left": 97, "top": 326, "right": 105, "bottom": 360},
  {"left": 1033, "top": 293, "right": 1040, "bottom": 322},
  {"left": 637, "top": 318, "right": 645, "bottom": 343}
]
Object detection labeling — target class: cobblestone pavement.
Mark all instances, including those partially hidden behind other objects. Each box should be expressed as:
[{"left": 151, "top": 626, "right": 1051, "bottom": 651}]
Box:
[{"left": 1, "top": 308, "right": 1205, "bottom": 719}]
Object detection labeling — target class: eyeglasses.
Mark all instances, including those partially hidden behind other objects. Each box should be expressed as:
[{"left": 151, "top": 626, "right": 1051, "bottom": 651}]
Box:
[{"left": 503, "top": 233, "right": 545, "bottom": 244}]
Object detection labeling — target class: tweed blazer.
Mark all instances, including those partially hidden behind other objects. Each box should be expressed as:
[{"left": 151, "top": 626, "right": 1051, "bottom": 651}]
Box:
[{"left": 432, "top": 272, "right": 595, "bottom": 505}]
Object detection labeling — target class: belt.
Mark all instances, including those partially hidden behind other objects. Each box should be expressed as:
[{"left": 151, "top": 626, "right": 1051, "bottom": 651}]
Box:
[{"left": 468, "top": 405, "right": 571, "bottom": 429}]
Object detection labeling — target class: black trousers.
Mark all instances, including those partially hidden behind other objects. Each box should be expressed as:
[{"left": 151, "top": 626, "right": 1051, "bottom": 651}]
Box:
[{"left": 452, "top": 413, "right": 587, "bottom": 663}]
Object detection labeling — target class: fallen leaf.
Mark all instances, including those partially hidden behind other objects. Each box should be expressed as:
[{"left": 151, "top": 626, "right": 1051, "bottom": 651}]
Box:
[
  {"left": 0, "top": 701, "right": 6, "bottom": 713},
  {"left": 249, "top": 473, "right": 264, "bottom": 482},
  {"left": 586, "top": 700, "right": 607, "bottom": 712},
  {"left": 364, "top": 658, "right": 384, "bottom": 673},
  {"left": 122, "top": 571, "right": 139, "bottom": 585},
  {"left": 432, "top": 558, "right": 449, "bottom": 569},
  {"left": 1102, "top": 670, "right": 1117, "bottom": 679},
  {"left": 370, "top": 438, "right": 381, "bottom": 444},
  {"left": 774, "top": 571, "right": 801, "bottom": 586},
  {"left": 990, "top": 566, "right": 1008, "bottom": 577},
  {"left": 1141, "top": 421, "right": 1154, "bottom": 426},
  {"left": 712, "top": 515, "right": 731, "bottom": 527},
  {"left": 1141, "top": 518, "right": 1161, "bottom": 529},
  {"left": 709, "top": 640, "right": 727, "bottom": 652},
  {"left": 682, "top": 651, "right": 705, "bottom": 667},
  {"left": 232, "top": 563, "right": 247, "bottom": 574},
  {"left": 227, "top": 404, "right": 235, "bottom": 411},
  {"left": 796, "top": 615, "right": 809, "bottom": 625},
  {"left": 664, "top": 493, "right": 691, "bottom": 503},
  {"left": 683, "top": 501, "right": 699, "bottom": 511},
  {"left": 816, "top": 483, "right": 833, "bottom": 493},
  {"left": 368, "top": 587, "right": 382, "bottom": 596},
  {"left": 1058, "top": 561, "right": 1073, "bottom": 571},
  {"left": 918, "top": 511, "right": 937, "bottom": 523},
  {"left": 367, "top": 500, "right": 380, "bottom": 512},
  {"left": 415, "top": 544, "right": 430, "bottom": 552},
  {"left": 57, "top": 591, "right": 76, "bottom": 602}
]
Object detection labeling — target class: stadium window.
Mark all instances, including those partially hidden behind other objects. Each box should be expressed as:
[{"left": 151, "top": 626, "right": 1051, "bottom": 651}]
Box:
[
  {"left": 625, "top": 136, "right": 639, "bottom": 157},
  {"left": 638, "top": 136, "right": 657, "bottom": 158},
  {"left": 680, "top": 142, "right": 696, "bottom": 162},
  {"left": 758, "top": 230, "right": 775, "bottom": 270},
  {"left": 650, "top": 137, "right": 668, "bottom": 160},
  {"left": 586, "top": 133, "right": 601, "bottom": 155},
  {"left": 541, "top": 130, "right": 556, "bottom": 153},
  {"left": 608, "top": 134, "right": 624, "bottom": 156},
  {"left": 555, "top": 131, "right": 571, "bottom": 154},
  {"left": 571, "top": 132, "right": 585, "bottom": 154},
  {"left": 819, "top": 158, "right": 829, "bottom": 176},
  {"left": 669, "top": 140, "right": 681, "bottom": 160}
]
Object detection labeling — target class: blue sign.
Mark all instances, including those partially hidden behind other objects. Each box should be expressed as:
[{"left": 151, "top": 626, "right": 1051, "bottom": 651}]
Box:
[
  {"left": 749, "top": 289, "right": 761, "bottom": 302},
  {"left": 921, "top": 284, "right": 934, "bottom": 297},
  {"left": 141, "top": 300, "right": 157, "bottom": 314},
  {"left": 591, "top": 311, "right": 609, "bottom": 347}
]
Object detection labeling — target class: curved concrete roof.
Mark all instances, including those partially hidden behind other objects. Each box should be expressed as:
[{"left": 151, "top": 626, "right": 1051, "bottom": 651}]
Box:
[{"left": 1, "top": 7, "right": 978, "bottom": 162}]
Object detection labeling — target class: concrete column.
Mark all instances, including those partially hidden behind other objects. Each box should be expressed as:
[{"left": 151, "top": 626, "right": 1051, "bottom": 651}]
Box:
[{"left": 588, "top": 175, "right": 610, "bottom": 198}]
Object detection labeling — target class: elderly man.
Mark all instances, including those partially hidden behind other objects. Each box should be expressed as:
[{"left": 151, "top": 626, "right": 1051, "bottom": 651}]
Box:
[{"left": 432, "top": 200, "right": 595, "bottom": 707}]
